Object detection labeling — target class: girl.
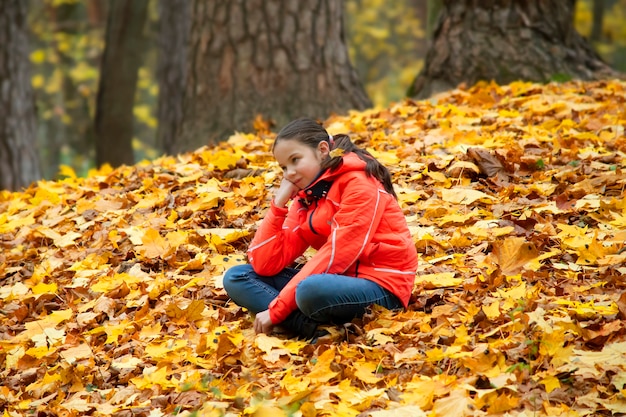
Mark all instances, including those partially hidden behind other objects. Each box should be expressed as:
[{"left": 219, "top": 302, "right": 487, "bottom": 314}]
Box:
[{"left": 223, "top": 118, "right": 418, "bottom": 339}]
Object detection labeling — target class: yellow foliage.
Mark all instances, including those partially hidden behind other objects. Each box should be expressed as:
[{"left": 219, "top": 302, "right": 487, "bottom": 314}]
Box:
[{"left": 2, "top": 79, "right": 626, "bottom": 416}]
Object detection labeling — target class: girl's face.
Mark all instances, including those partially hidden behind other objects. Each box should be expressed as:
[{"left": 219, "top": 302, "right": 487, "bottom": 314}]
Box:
[{"left": 273, "top": 139, "right": 329, "bottom": 189}]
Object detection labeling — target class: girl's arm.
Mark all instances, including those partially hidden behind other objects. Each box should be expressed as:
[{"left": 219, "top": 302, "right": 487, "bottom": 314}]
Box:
[{"left": 247, "top": 187, "right": 309, "bottom": 276}]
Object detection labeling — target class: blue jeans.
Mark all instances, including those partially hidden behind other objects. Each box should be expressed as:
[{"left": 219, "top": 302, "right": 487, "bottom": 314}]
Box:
[{"left": 222, "top": 264, "right": 403, "bottom": 338}]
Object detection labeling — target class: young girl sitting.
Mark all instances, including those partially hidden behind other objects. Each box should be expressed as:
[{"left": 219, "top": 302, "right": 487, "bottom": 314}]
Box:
[{"left": 223, "top": 118, "right": 418, "bottom": 339}]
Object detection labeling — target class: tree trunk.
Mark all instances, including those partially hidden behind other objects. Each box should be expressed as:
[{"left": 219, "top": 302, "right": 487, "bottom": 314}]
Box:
[
  {"left": 0, "top": 0, "right": 42, "bottom": 191},
  {"left": 156, "top": 0, "right": 190, "bottom": 155},
  {"left": 86, "top": 0, "right": 107, "bottom": 26},
  {"left": 590, "top": 0, "right": 604, "bottom": 42},
  {"left": 176, "top": 0, "right": 371, "bottom": 153},
  {"left": 94, "top": 0, "right": 148, "bottom": 167},
  {"left": 408, "top": 0, "right": 622, "bottom": 99}
]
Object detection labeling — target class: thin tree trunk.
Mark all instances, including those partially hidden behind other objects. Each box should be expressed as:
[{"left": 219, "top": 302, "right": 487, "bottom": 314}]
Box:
[
  {"left": 86, "top": 0, "right": 106, "bottom": 26},
  {"left": 156, "top": 0, "right": 190, "bottom": 155},
  {"left": 426, "top": 0, "right": 443, "bottom": 39},
  {"left": 409, "top": 0, "right": 622, "bottom": 99},
  {"left": 47, "top": 1, "right": 97, "bottom": 177},
  {"left": 176, "top": 0, "right": 371, "bottom": 153},
  {"left": 94, "top": 0, "right": 148, "bottom": 167},
  {"left": 590, "top": 0, "right": 604, "bottom": 42},
  {"left": 0, "top": 0, "right": 41, "bottom": 191}
]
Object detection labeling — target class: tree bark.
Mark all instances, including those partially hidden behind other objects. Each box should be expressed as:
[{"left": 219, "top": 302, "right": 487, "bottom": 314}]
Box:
[
  {"left": 408, "top": 0, "right": 622, "bottom": 99},
  {"left": 176, "top": 0, "right": 371, "bottom": 153},
  {"left": 94, "top": 0, "right": 148, "bottom": 167},
  {"left": 156, "top": 0, "right": 190, "bottom": 155},
  {"left": 0, "top": 0, "right": 42, "bottom": 191}
]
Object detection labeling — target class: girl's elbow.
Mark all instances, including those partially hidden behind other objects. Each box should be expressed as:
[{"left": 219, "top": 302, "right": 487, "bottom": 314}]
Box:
[{"left": 250, "top": 259, "right": 282, "bottom": 277}]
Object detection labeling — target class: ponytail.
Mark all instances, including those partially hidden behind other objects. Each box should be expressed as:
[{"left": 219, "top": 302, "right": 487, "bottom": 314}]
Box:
[{"left": 321, "top": 134, "right": 397, "bottom": 199}]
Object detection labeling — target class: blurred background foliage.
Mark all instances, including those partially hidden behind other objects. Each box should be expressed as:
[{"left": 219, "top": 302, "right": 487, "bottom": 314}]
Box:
[
  {"left": 27, "top": 0, "right": 626, "bottom": 179},
  {"left": 344, "top": 0, "right": 427, "bottom": 108}
]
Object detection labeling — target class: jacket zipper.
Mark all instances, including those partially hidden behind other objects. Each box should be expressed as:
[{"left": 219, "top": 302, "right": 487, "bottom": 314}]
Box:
[{"left": 308, "top": 201, "right": 319, "bottom": 235}]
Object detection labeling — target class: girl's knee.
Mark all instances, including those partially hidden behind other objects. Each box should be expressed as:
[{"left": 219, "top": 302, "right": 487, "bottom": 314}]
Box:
[
  {"left": 223, "top": 264, "right": 253, "bottom": 291},
  {"left": 295, "top": 275, "right": 327, "bottom": 316}
]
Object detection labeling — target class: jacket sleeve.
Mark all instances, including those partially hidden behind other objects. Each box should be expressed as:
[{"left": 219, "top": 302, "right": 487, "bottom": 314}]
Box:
[
  {"left": 269, "top": 173, "right": 387, "bottom": 324},
  {"left": 247, "top": 199, "right": 309, "bottom": 276}
]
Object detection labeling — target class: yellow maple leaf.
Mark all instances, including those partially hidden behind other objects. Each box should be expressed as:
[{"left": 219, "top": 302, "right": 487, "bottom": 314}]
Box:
[
  {"left": 414, "top": 272, "right": 462, "bottom": 288},
  {"left": 103, "top": 320, "right": 134, "bottom": 345},
  {"left": 137, "top": 228, "right": 171, "bottom": 258},
  {"left": 29, "top": 184, "right": 62, "bottom": 206},
  {"left": 555, "top": 299, "right": 618, "bottom": 318},
  {"left": 475, "top": 390, "right": 519, "bottom": 413},
  {"left": 491, "top": 237, "right": 539, "bottom": 275},
  {"left": 145, "top": 338, "right": 188, "bottom": 360},
  {"left": 166, "top": 299, "right": 206, "bottom": 323},
  {"left": 441, "top": 188, "right": 496, "bottom": 205},
  {"left": 139, "top": 322, "right": 162, "bottom": 341},
  {"left": 351, "top": 359, "right": 383, "bottom": 384},
  {"left": 306, "top": 347, "right": 338, "bottom": 383},
  {"left": 482, "top": 300, "right": 501, "bottom": 321},
  {"left": 58, "top": 164, "right": 77, "bottom": 179},
  {"left": 25, "top": 345, "right": 57, "bottom": 359},
  {"left": 131, "top": 366, "right": 179, "bottom": 390},
  {"left": 255, "top": 333, "right": 286, "bottom": 354},
  {"left": 574, "top": 230, "right": 610, "bottom": 265},
  {"left": 61, "top": 343, "right": 94, "bottom": 365},
  {"left": 280, "top": 368, "right": 311, "bottom": 395},
  {"left": 401, "top": 377, "right": 437, "bottom": 409},
  {"left": 26, "top": 371, "right": 62, "bottom": 397},
  {"left": 0, "top": 212, "right": 35, "bottom": 234},
  {"left": 90, "top": 272, "right": 134, "bottom": 294},
  {"left": 432, "top": 389, "right": 473, "bottom": 417},
  {"left": 31, "top": 282, "right": 58, "bottom": 297},
  {"left": 18, "top": 309, "right": 74, "bottom": 341},
  {"left": 541, "top": 375, "right": 561, "bottom": 393}
]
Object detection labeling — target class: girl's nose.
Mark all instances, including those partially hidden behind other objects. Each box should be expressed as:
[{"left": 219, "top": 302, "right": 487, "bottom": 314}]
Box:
[{"left": 285, "top": 166, "right": 296, "bottom": 179}]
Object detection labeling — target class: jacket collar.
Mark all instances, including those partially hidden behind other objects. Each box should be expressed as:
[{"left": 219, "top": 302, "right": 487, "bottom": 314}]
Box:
[{"left": 296, "top": 153, "right": 366, "bottom": 205}]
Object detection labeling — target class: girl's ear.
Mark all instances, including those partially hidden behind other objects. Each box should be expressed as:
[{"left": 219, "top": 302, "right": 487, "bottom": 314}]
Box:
[{"left": 318, "top": 140, "right": 330, "bottom": 157}]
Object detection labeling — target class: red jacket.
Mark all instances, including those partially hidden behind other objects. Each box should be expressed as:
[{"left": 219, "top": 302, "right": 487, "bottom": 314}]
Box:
[{"left": 247, "top": 153, "right": 418, "bottom": 324}]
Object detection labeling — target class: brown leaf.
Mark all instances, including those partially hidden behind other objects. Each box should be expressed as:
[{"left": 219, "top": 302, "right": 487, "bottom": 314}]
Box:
[{"left": 467, "top": 147, "right": 510, "bottom": 180}]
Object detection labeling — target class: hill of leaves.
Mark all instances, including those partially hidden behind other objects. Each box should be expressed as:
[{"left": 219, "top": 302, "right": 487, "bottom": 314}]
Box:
[{"left": 1, "top": 79, "right": 626, "bottom": 417}]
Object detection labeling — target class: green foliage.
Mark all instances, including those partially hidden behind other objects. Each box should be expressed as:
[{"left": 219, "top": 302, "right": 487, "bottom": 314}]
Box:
[
  {"left": 28, "top": 1, "right": 103, "bottom": 178},
  {"left": 345, "top": 0, "right": 426, "bottom": 107},
  {"left": 575, "top": 0, "right": 626, "bottom": 71},
  {"left": 549, "top": 73, "right": 573, "bottom": 83},
  {"left": 28, "top": 0, "right": 159, "bottom": 179}
]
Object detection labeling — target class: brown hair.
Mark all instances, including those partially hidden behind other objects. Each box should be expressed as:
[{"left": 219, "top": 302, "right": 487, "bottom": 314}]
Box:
[{"left": 274, "top": 118, "right": 397, "bottom": 199}]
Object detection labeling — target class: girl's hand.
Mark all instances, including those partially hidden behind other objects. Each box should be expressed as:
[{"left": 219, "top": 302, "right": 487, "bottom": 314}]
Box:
[
  {"left": 274, "top": 178, "right": 300, "bottom": 208},
  {"left": 254, "top": 310, "right": 274, "bottom": 334}
]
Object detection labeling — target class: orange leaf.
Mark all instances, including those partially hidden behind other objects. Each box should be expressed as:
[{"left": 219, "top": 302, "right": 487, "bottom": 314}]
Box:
[{"left": 491, "top": 237, "right": 539, "bottom": 275}]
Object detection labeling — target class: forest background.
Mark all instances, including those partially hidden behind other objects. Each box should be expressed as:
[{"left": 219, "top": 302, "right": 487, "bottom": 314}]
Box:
[{"left": 24, "top": 0, "right": 626, "bottom": 181}]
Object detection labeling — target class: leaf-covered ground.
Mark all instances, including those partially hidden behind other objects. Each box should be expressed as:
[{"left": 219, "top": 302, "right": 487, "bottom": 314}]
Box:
[{"left": 2, "top": 80, "right": 626, "bottom": 417}]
